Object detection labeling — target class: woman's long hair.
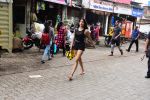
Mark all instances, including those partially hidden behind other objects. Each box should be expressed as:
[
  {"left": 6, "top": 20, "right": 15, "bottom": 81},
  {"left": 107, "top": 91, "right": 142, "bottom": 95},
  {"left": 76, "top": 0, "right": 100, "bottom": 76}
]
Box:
[
  {"left": 47, "top": 20, "right": 53, "bottom": 27},
  {"left": 57, "top": 22, "right": 63, "bottom": 31},
  {"left": 44, "top": 22, "right": 49, "bottom": 33},
  {"left": 77, "top": 18, "right": 88, "bottom": 30}
]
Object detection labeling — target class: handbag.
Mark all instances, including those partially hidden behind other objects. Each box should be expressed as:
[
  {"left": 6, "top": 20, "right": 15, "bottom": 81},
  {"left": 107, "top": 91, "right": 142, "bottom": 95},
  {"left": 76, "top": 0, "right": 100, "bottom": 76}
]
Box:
[
  {"left": 65, "top": 50, "right": 75, "bottom": 60},
  {"left": 54, "top": 44, "right": 57, "bottom": 54}
]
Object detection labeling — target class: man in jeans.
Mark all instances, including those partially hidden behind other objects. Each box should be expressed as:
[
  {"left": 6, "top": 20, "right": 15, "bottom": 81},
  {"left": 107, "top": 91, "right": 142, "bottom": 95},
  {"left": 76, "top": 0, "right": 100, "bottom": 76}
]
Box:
[
  {"left": 145, "top": 32, "right": 150, "bottom": 78},
  {"left": 126, "top": 26, "right": 140, "bottom": 52}
]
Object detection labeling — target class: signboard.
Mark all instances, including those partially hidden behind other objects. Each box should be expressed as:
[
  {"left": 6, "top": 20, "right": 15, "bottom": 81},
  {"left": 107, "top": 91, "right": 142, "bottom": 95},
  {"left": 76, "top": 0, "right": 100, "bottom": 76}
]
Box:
[
  {"left": 90, "top": 0, "right": 113, "bottom": 12},
  {"left": 112, "top": 0, "right": 131, "bottom": 4},
  {"left": 44, "top": 0, "right": 66, "bottom": 5},
  {"left": 114, "top": 4, "right": 132, "bottom": 15},
  {"left": 132, "top": 7, "right": 143, "bottom": 17}
]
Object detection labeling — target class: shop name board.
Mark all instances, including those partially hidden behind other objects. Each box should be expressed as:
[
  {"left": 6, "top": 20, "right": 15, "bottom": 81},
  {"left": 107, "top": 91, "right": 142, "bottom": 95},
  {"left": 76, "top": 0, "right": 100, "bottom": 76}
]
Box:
[
  {"left": 44, "top": 0, "right": 66, "bottom": 5},
  {"left": 90, "top": 0, "right": 113, "bottom": 12},
  {"left": 132, "top": 8, "right": 143, "bottom": 17},
  {"left": 114, "top": 4, "right": 132, "bottom": 15}
]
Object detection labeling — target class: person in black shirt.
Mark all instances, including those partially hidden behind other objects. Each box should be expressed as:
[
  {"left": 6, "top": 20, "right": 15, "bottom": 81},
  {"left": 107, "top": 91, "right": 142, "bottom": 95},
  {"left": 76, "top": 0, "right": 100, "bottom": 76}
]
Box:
[
  {"left": 68, "top": 18, "right": 94, "bottom": 81},
  {"left": 145, "top": 32, "right": 150, "bottom": 78},
  {"left": 109, "top": 21, "right": 123, "bottom": 56}
]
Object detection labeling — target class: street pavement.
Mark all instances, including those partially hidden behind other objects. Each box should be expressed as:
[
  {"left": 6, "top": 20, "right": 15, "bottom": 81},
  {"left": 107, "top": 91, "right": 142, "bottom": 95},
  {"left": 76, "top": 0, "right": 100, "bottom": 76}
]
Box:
[{"left": 0, "top": 40, "right": 150, "bottom": 100}]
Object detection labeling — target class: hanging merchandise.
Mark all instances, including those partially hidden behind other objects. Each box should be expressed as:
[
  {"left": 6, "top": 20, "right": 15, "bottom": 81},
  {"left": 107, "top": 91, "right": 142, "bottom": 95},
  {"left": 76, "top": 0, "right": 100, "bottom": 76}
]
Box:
[
  {"left": 108, "top": 27, "right": 114, "bottom": 36},
  {"left": 55, "top": 14, "right": 61, "bottom": 30},
  {"left": 121, "top": 18, "right": 127, "bottom": 36},
  {"left": 36, "top": 2, "right": 46, "bottom": 13},
  {"left": 111, "top": 16, "right": 115, "bottom": 27}
]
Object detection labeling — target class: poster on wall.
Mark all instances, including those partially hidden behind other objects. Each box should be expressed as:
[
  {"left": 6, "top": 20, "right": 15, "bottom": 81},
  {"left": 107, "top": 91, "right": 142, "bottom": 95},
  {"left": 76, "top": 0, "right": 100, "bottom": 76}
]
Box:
[
  {"left": 44, "top": 0, "right": 67, "bottom": 5},
  {"left": 125, "top": 21, "right": 133, "bottom": 38}
]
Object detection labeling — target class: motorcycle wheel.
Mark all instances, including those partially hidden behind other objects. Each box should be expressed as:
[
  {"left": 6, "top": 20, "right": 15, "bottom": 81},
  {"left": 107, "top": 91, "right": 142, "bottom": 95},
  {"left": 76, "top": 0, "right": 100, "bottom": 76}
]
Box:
[{"left": 23, "top": 40, "right": 33, "bottom": 49}]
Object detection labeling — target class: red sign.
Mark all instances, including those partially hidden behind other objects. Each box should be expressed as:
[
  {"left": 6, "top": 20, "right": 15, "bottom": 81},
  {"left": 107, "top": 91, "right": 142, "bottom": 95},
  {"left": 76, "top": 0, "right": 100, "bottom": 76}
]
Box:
[{"left": 112, "top": 0, "right": 131, "bottom": 4}]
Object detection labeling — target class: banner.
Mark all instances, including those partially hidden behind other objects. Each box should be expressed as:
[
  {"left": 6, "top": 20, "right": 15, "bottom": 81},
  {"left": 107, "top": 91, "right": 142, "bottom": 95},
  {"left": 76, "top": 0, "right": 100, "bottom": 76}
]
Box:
[
  {"left": 90, "top": 0, "right": 113, "bottom": 12},
  {"left": 44, "top": 0, "right": 66, "bottom": 5}
]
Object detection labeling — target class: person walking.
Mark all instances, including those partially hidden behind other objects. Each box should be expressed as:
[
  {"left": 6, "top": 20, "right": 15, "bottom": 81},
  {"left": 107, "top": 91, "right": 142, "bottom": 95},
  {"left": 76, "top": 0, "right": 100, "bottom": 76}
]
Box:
[
  {"left": 126, "top": 26, "right": 140, "bottom": 52},
  {"left": 56, "top": 22, "right": 67, "bottom": 56},
  {"left": 41, "top": 22, "right": 51, "bottom": 64},
  {"left": 109, "top": 21, "right": 123, "bottom": 56},
  {"left": 68, "top": 18, "right": 94, "bottom": 81},
  {"left": 47, "top": 20, "right": 55, "bottom": 58},
  {"left": 144, "top": 32, "right": 150, "bottom": 78}
]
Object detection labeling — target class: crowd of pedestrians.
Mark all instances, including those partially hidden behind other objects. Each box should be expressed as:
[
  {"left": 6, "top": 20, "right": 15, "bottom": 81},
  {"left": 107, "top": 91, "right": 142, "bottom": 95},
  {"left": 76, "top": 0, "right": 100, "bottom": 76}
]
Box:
[{"left": 8, "top": 17, "right": 149, "bottom": 81}]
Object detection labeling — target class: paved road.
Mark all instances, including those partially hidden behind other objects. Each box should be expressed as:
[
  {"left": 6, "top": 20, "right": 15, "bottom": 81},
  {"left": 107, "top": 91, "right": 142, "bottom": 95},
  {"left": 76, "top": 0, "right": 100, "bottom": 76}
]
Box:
[{"left": 0, "top": 40, "right": 150, "bottom": 100}]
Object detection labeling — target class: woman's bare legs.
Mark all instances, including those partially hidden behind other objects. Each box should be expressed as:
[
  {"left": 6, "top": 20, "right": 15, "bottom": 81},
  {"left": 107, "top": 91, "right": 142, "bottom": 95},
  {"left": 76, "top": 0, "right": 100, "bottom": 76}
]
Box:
[
  {"left": 68, "top": 50, "right": 83, "bottom": 80},
  {"left": 78, "top": 57, "right": 85, "bottom": 75}
]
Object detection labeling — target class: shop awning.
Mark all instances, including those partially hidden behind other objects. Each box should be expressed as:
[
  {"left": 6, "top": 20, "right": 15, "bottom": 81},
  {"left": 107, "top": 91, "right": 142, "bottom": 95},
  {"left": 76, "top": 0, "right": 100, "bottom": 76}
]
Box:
[{"left": 44, "top": 0, "right": 66, "bottom": 5}]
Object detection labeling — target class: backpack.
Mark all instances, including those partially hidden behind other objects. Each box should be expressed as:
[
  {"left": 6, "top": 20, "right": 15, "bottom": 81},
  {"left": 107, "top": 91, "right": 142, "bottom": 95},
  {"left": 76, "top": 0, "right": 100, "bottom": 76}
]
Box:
[{"left": 41, "top": 33, "right": 50, "bottom": 45}]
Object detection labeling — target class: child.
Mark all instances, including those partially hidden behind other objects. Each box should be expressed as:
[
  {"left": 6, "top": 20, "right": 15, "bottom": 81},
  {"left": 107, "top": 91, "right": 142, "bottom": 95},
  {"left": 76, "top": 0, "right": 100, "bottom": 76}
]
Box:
[{"left": 41, "top": 22, "right": 51, "bottom": 64}]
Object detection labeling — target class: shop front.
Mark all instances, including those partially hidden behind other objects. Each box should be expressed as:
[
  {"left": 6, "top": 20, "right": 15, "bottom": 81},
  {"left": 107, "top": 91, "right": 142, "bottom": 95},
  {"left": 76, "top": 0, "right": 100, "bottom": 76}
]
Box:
[
  {"left": 66, "top": 0, "right": 88, "bottom": 27},
  {"left": 36, "top": 0, "right": 67, "bottom": 27},
  {"left": 13, "top": 0, "right": 30, "bottom": 38},
  {"left": 88, "top": 0, "right": 113, "bottom": 35},
  {"left": 107, "top": 3, "right": 134, "bottom": 38}
]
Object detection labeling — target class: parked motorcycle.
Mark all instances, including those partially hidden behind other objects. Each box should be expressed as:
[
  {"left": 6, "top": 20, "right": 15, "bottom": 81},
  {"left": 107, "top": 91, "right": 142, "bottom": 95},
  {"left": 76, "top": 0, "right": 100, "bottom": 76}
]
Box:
[{"left": 22, "top": 29, "right": 44, "bottom": 49}]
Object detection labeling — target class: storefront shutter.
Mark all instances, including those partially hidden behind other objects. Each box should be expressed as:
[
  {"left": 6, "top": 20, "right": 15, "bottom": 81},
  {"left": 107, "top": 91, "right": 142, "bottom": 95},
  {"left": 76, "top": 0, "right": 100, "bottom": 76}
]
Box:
[{"left": 0, "top": 2, "right": 12, "bottom": 52}]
